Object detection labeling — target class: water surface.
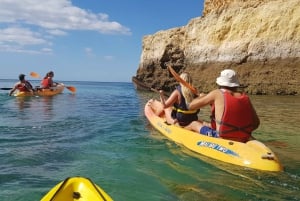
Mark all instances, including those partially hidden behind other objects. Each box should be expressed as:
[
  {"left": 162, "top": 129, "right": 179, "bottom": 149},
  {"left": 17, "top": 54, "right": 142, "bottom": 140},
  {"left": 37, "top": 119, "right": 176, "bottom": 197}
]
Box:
[{"left": 0, "top": 80, "right": 299, "bottom": 201}]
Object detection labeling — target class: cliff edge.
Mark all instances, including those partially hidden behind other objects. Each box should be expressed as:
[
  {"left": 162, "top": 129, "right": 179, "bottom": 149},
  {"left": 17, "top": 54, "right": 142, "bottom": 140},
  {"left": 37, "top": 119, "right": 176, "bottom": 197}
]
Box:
[{"left": 135, "top": 0, "right": 300, "bottom": 95}]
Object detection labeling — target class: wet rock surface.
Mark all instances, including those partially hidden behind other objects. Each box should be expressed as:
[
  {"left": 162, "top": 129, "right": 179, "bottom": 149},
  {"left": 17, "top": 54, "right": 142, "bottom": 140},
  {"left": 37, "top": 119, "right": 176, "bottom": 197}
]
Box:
[{"left": 134, "top": 0, "right": 300, "bottom": 95}]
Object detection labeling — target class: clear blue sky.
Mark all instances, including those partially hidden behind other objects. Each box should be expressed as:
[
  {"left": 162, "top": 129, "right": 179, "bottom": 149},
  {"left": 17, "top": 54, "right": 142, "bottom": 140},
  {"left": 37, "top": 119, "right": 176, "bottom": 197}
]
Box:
[{"left": 0, "top": 0, "right": 203, "bottom": 82}]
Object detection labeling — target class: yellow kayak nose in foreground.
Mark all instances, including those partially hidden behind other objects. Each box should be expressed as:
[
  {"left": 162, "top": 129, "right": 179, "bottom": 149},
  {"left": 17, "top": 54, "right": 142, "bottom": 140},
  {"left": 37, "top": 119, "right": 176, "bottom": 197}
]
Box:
[{"left": 40, "top": 176, "right": 113, "bottom": 201}]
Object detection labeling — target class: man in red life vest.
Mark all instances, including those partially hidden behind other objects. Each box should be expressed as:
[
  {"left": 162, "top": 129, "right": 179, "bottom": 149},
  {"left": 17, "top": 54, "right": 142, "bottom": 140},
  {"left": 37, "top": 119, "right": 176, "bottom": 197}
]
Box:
[
  {"left": 9, "top": 74, "right": 34, "bottom": 96},
  {"left": 185, "top": 69, "right": 260, "bottom": 142}
]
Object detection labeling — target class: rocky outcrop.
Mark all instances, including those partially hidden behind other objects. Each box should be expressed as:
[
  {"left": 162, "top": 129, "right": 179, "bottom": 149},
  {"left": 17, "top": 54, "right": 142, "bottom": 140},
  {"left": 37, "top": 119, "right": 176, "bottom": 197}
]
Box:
[{"left": 135, "top": 0, "right": 300, "bottom": 95}]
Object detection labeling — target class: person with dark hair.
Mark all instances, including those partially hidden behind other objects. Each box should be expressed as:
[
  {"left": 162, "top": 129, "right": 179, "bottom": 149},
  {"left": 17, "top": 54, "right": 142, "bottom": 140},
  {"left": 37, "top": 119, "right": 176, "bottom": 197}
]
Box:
[
  {"left": 9, "top": 74, "right": 34, "bottom": 96},
  {"left": 41, "top": 71, "right": 57, "bottom": 89},
  {"left": 185, "top": 69, "right": 260, "bottom": 142}
]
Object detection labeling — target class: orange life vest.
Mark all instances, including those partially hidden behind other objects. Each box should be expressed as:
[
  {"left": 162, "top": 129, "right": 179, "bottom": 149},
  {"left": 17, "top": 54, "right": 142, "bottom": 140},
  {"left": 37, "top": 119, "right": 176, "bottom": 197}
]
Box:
[
  {"left": 41, "top": 78, "right": 52, "bottom": 88},
  {"left": 211, "top": 90, "right": 255, "bottom": 142}
]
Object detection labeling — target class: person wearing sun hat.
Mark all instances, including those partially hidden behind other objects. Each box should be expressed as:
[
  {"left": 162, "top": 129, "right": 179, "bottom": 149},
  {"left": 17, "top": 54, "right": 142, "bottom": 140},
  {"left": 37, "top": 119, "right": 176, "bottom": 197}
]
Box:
[
  {"left": 216, "top": 69, "right": 240, "bottom": 87},
  {"left": 9, "top": 74, "right": 34, "bottom": 96},
  {"left": 185, "top": 69, "right": 260, "bottom": 142}
]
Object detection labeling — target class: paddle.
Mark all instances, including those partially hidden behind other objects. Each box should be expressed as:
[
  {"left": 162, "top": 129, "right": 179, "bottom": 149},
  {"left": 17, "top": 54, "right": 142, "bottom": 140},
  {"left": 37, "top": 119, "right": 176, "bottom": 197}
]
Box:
[
  {"left": 65, "top": 86, "right": 76, "bottom": 93},
  {"left": 30, "top": 72, "right": 40, "bottom": 78},
  {"left": 132, "top": 76, "right": 169, "bottom": 95},
  {"left": 167, "top": 65, "right": 198, "bottom": 95},
  {"left": 0, "top": 87, "right": 12, "bottom": 90},
  {"left": 30, "top": 72, "right": 76, "bottom": 93}
]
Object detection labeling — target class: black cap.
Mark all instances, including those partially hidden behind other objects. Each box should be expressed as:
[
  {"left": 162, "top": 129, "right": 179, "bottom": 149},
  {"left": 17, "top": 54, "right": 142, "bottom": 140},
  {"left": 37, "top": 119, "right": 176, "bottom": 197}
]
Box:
[{"left": 19, "top": 74, "right": 25, "bottom": 80}]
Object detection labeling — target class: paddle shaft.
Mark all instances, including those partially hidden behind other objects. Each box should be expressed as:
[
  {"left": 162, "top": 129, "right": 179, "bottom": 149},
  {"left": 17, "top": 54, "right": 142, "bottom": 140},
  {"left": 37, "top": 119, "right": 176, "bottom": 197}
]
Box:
[{"left": 167, "top": 65, "right": 198, "bottom": 95}]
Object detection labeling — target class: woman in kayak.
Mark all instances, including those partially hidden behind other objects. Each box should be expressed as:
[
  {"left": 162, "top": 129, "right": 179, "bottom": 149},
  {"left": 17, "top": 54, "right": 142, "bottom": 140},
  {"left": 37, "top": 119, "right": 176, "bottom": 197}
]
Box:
[
  {"left": 41, "top": 71, "right": 57, "bottom": 89},
  {"left": 185, "top": 69, "right": 260, "bottom": 142},
  {"left": 9, "top": 74, "right": 34, "bottom": 96},
  {"left": 155, "top": 72, "right": 199, "bottom": 126}
]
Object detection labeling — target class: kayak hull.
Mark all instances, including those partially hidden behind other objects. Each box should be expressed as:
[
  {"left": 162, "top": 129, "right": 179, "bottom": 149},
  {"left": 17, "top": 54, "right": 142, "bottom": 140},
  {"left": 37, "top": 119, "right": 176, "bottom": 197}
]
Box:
[
  {"left": 41, "top": 177, "right": 113, "bottom": 201},
  {"left": 14, "top": 84, "right": 65, "bottom": 97},
  {"left": 145, "top": 99, "right": 283, "bottom": 172}
]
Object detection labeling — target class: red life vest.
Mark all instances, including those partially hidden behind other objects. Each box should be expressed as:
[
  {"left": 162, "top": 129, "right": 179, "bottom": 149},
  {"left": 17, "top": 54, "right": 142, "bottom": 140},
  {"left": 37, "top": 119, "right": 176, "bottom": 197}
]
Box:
[
  {"left": 17, "top": 81, "right": 32, "bottom": 92},
  {"left": 41, "top": 78, "right": 52, "bottom": 88},
  {"left": 211, "top": 90, "right": 255, "bottom": 142},
  {"left": 17, "top": 83, "right": 28, "bottom": 92}
]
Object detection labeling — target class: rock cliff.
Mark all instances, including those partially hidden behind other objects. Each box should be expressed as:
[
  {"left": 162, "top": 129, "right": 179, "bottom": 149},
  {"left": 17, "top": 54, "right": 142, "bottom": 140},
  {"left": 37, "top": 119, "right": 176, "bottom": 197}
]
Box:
[{"left": 135, "top": 0, "right": 300, "bottom": 95}]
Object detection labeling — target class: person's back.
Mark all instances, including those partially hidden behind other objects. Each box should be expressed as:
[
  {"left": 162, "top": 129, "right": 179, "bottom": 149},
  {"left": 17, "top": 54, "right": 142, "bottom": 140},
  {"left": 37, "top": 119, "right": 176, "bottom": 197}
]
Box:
[
  {"left": 187, "top": 69, "right": 260, "bottom": 142},
  {"left": 211, "top": 88, "right": 259, "bottom": 142},
  {"left": 9, "top": 74, "right": 33, "bottom": 96},
  {"left": 171, "top": 85, "right": 199, "bottom": 126}
]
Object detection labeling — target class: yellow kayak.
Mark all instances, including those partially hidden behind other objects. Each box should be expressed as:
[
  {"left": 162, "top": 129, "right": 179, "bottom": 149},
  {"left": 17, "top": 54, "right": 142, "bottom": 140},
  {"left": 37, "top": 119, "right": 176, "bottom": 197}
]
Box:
[
  {"left": 40, "top": 177, "right": 113, "bottom": 201},
  {"left": 145, "top": 99, "right": 283, "bottom": 172},
  {"left": 14, "top": 83, "right": 65, "bottom": 97}
]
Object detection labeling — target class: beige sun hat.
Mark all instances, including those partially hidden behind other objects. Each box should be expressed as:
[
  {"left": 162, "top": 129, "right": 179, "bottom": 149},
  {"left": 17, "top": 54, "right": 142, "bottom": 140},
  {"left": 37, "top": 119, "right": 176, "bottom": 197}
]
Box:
[{"left": 216, "top": 69, "right": 240, "bottom": 87}]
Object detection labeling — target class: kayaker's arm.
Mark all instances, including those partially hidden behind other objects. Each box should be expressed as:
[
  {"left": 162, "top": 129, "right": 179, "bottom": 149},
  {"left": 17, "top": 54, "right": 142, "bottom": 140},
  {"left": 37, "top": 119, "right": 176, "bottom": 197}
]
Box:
[
  {"left": 159, "top": 90, "right": 166, "bottom": 107},
  {"left": 9, "top": 87, "right": 17, "bottom": 96},
  {"left": 53, "top": 82, "right": 60, "bottom": 86},
  {"left": 9, "top": 82, "right": 22, "bottom": 96},
  {"left": 188, "top": 90, "right": 216, "bottom": 110},
  {"left": 159, "top": 90, "right": 178, "bottom": 109}
]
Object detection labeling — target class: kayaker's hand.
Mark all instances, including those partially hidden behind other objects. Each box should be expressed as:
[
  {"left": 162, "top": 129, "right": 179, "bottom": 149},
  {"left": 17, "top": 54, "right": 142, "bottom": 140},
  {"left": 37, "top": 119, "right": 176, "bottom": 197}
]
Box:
[{"left": 147, "top": 99, "right": 154, "bottom": 106}]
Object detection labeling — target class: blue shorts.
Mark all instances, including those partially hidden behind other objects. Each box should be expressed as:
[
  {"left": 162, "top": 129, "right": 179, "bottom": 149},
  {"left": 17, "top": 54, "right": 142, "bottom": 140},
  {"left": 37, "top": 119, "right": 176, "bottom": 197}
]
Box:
[{"left": 200, "top": 126, "right": 219, "bottom": 138}]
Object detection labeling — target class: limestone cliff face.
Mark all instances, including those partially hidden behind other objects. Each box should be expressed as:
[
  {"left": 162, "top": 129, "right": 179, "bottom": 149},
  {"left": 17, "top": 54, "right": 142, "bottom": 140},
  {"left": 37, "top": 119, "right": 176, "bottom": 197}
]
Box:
[{"left": 136, "top": 0, "right": 300, "bottom": 95}]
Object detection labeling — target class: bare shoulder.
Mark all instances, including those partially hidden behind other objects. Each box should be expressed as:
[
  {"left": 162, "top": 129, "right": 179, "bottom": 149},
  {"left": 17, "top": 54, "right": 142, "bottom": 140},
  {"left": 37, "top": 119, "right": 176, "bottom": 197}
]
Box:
[
  {"left": 206, "top": 89, "right": 221, "bottom": 98},
  {"left": 190, "top": 89, "right": 218, "bottom": 109},
  {"left": 14, "top": 82, "right": 20, "bottom": 87}
]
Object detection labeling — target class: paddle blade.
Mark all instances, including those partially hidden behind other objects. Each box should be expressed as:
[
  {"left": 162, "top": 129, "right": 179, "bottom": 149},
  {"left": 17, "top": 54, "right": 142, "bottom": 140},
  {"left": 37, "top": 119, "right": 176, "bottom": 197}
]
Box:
[
  {"left": 30, "top": 72, "right": 40, "bottom": 78},
  {"left": 167, "top": 65, "right": 198, "bottom": 95},
  {"left": 0, "top": 87, "right": 12, "bottom": 90},
  {"left": 66, "top": 86, "right": 76, "bottom": 93}
]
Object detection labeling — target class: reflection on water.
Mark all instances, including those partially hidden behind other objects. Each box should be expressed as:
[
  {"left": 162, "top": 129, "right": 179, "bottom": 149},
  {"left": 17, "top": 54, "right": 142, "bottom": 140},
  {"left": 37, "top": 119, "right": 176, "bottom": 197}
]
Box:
[{"left": 13, "top": 96, "right": 55, "bottom": 121}]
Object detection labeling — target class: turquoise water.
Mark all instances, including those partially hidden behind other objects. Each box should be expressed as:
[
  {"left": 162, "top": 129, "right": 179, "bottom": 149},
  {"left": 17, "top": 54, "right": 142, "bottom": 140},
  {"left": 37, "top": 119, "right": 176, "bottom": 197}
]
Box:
[{"left": 0, "top": 80, "right": 299, "bottom": 201}]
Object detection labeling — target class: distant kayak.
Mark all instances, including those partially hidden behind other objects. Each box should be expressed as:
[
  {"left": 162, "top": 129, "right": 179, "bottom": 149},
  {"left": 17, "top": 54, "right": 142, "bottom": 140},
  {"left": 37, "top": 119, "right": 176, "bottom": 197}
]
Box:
[
  {"left": 145, "top": 99, "right": 283, "bottom": 172},
  {"left": 13, "top": 83, "right": 65, "bottom": 97},
  {"left": 40, "top": 176, "right": 113, "bottom": 201}
]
